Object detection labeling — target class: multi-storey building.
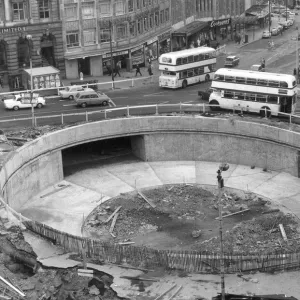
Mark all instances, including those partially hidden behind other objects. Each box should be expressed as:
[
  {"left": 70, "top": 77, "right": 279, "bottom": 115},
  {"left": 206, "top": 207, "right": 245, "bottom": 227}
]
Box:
[
  {"left": 0, "top": 0, "right": 64, "bottom": 90},
  {"left": 61, "top": 0, "right": 171, "bottom": 79}
]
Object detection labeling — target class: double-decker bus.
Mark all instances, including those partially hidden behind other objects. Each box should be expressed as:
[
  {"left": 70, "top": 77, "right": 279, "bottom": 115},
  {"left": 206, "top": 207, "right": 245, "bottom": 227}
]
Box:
[
  {"left": 209, "top": 68, "right": 297, "bottom": 116},
  {"left": 158, "top": 47, "right": 216, "bottom": 89}
]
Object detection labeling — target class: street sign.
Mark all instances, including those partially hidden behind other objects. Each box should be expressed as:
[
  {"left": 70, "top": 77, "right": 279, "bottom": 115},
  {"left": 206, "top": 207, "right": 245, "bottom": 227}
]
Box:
[{"left": 78, "top": 269, "right": 94, "bottom": 278}]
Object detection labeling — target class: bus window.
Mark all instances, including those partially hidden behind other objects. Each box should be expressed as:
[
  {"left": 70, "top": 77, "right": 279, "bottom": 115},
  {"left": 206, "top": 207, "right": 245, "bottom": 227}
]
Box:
[
  {"left": 182, "top": 57, "right": 188, "bottom": 64},
  {"left": 225, "top": 76, "right": 235, "bottom": 82},
  {"left": 268, "top": 95, "right": 278, "bottom": 103},
  {"left": 235, "top": 92, "right": 245, "bottom": 100},
  {"left": 187, "top": 70, "right": 194, "bottom": 77},
  {"left": 162, "top": 57, "right": 172, "bottom": 63},
  {"left": 224, "top": 91, "right": 234, "bottom": 98},
  {"left": 236, "top": 77, "right": 245, "bottom": 84},
  {"left": 204, "top": 53, "right": 210, "bottom": 59},
  {"left": 249, "top": 94, "right": 256, "bottom": 101},
  {"left": 194, "top": 68, "right": 199, "bottom": 75},
  {"left": 188, "top": 56, "right": 193, "bottom": 63},
  {"left": 257, "top": 79, "right": 267, "bottom": 86},
  {"left": 293, "top": 80, "right": 296, "bottom": 87},
  {"left": 215, "top": 74, "right": 224, "bottom": 80},
  {"left": 199, "top": 54, "right": 204, "bottom": 61},
  {"left": 176, "top": 58, "right": 182, "bottom": 65},
  {"left": 257, "top": 95, "right": 267, "bottom": 102},
  {"left": 194, "top": 55, "right": 199, "bottom": 62},
  {"left": 181, "top": 70, "right": 187, "bottom": 78},
  {"left": 268, "top": 80, "right": 279, "bottom": 87},
  {"left": 246, "top": 78, "right": 256, "bottom": 85},
  {"left": 199, "top": 67, "right": 204, "bottom": 74},
  {"left": 280, "top": 81, "right": 288, "bottom": 88},
  {"left": 163, "top": 71, "right": 176, "bottom": 76}
]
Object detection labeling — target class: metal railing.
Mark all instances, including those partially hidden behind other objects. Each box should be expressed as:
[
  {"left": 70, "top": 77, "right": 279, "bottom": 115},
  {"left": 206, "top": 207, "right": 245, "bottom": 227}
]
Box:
[{"left": 0, "top": 103, "right": 299, "bottom": 131}]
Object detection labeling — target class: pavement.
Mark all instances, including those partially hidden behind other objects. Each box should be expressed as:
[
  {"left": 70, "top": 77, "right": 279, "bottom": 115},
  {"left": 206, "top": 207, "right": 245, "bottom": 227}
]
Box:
[{"left": 19, "top": 158, "right": 300, "bottom": 237}]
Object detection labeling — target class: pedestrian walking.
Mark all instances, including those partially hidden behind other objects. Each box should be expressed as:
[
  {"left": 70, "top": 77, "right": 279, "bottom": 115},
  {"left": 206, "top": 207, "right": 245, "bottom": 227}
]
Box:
[
  {"left": 148, "top": 63, "right": 153, "bottom": 76},
  {"left": 114, "top": 60, "right": 121, "bottom": 77},
  {"left": 294, "top": 68, "right": 297, "bottom": 76},
  {"left": 0, "top": 76, "right": 3, "bottom": 89},
  {"left": 135, "top": 64, "right": 142, "bottom": 76}
]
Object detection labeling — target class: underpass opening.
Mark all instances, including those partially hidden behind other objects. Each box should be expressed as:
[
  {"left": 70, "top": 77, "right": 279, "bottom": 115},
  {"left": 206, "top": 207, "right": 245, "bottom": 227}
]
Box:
[{"left": 62, "top": 135, "right": 145, "bottom": 176}]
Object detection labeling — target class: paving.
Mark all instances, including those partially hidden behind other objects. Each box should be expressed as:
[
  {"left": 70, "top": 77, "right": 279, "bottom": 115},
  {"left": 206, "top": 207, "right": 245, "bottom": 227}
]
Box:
[{"left": 19, "top": 158, "right": 300, "bottom": 237}]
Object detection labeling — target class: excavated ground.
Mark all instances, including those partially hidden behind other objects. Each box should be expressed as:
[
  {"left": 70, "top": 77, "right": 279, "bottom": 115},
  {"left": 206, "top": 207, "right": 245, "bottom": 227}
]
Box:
[{"left": 84, "top": 184, "right": 300, "bottom": 254}]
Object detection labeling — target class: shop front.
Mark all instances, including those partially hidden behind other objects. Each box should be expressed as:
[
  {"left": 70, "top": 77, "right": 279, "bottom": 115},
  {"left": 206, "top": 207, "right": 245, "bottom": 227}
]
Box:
[
  {"left": 102, "top": 50, "right": 129, "bottom": 75},
  {"left": 131, "top": 44, "right": 145, "bottom": 68},
  {"left": 145, "top": 37, "right": 158, "bottom": 64},
  {"left": 157, "top": 30, "right": 171, "bottom": 56},
  {"left": 208, "top": 18, "right": 232, "bottom": 41}
]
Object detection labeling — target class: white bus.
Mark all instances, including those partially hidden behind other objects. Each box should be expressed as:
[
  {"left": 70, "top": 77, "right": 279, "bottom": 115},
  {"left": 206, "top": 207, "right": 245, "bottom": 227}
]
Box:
[
  {"left": 209, "top": 68, "right": 297, "bottom": 116},
  {"left": 158, "top": 47, "right": 217, "bottom": 89}
]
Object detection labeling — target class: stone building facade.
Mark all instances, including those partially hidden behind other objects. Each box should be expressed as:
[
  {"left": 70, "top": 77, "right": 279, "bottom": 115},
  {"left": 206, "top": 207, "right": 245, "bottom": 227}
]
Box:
[
  {"left": 0, "top": 0, "right": 64, "bottom": 90},
  {"left": 61, "top": 0, "right": 171, "bottom": 79}
]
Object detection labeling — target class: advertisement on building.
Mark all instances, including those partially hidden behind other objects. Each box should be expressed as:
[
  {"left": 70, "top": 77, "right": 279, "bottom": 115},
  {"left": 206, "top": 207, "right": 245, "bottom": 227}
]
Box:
[
  {"left": 131, "top": 45, "right": 145, "bottom": 66},
  {"left": 208, "top": 18, "right": 231, "bottom": 40},
  {"left": 158, "top": 30, "right": 171, "bottom": 56},
  {"left": 145, "top": 37, "right": 158, "bottom": 63}
]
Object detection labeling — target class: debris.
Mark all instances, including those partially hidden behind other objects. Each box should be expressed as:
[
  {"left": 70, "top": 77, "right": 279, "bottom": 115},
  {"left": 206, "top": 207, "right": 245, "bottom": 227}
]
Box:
[
  {"left": 109, "top": 232, "right": 116, "bottom": 238},
  {"left": 168, "top": 186, "right": 174, "bottom": 191},
  {"left": 117, "top": 242, "right": 135, "bottom": 245},
  {"left": 250, "top": 278, "right": 259, "bottom": 283},
  {"left": 104, "top": 206, "right": 121, "bottom": 224},
  {"left": 109, "top": 213, "right": 119, "bottom": 233},
  {"left": 192, "top": 230, "right": 202, "bottom": 238},
  {"left": 279, "top": 224, "right": 288, "bottom": 241},
  {"left": 138, "top": 191, "right": 156, "bottom": 208},
  {"left": 192, "top": 279, "right": 220, "bottom": 283},
  {"left": 108, "top": 263, "right": 154, "bottom": 272},
  {"left": 120, "top": 276, "right": 159, "bottom": 282},
  {"left": 154, "top": 284, "right": 177, "bottom": 300},
  {"left": 215, "top": 209, "right": 250, "bottom": 219},
  {"left": 262, "top": 209, "right": 280, "bottom": 214},
  {"left": 0, "top": 275, "right": 26, "bottom": 297},
  {"left": 167, "top": 285, "right": 182, "bottom": 300},
  {"left": 251, "top": 166, "right": 255, "bottom": 169}
]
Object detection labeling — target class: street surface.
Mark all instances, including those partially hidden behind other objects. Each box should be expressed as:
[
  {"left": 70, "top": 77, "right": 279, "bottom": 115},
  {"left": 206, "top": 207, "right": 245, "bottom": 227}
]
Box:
[{"left": 2, "top": 14, "right": 300, "bottom": 129}]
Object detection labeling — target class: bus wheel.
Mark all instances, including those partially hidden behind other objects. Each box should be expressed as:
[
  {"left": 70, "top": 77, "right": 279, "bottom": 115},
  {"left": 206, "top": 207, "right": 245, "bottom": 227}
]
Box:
[
  {"left": 205, "top": 74, "right": 210, "bottom": 82},
  {"left": 209, "top": 100, "right": 219, "bottom": 111},
  {"left": 182, "top": 80, "right": 187, "bottom": 89},
  {"left": 260, "top": 107, "right": 271, "bottom": 118}
]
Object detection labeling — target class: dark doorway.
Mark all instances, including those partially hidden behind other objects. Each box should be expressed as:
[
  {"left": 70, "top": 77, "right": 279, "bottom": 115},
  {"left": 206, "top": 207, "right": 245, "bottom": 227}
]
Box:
[
  {"left": 41, "top": 46, "right": 56, "bottom": 67},
  {"left": 78, "top": 57, "right": 91, "bottom": 76}
]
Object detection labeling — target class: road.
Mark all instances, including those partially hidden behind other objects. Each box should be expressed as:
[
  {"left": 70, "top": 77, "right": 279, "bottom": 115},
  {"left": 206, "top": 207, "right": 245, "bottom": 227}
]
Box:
[{"left": 2, "top": 14, "right": 300, "bottom": 130}]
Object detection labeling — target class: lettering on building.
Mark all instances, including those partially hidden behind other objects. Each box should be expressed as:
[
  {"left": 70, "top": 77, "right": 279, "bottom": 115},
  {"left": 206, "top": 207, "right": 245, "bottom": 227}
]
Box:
[
  {"left": 0, "top": 27, "right": 27, "bottom": 35},
  {"left": 209, "top": 18, "right": 231, "bottom": 28}
]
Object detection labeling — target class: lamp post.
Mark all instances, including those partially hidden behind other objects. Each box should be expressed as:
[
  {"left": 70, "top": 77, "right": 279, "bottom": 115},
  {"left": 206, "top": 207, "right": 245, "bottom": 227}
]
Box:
[
  {"left": 109, "top": 20, "right": 115, "bottom": 89},
  {"left": 268, "top": 0, "right": 271, "bottom": 33},
  {"left": 217, "top": 163, "right": 230, "bottom": 300},
  {"left": 29, "top": 57, "right": 35, "bottom": 127},
  {"left": 286, "top": 0, "right": 288, "bottom": 21},
  {"left": 296, "top": 26, "right": 299, "bottom": 82}
]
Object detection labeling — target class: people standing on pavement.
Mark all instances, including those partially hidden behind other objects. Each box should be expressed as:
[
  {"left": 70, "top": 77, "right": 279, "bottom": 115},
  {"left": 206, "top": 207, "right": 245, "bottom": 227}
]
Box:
[
  {"left": 0, "top": 76, "right": 3, "bottom": 90},
  {"left": 135, "top": 64, "right": 142, "bottom": 77},
  {"left": 148, "top": 63, "right": 153, "bottom": 76},
  {"left": 114, "top": 60, "right": 121, "bottom": 77},
  {"left": 261, "top": 58, "right": 265, "bottom": 70}
]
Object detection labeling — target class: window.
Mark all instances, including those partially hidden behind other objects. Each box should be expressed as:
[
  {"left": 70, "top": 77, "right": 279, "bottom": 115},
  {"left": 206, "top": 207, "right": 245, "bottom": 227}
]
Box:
[
  {"left": 155, "top": 12, "right": 159, "bottom": 26},
  {"left": 199, "top": 54, "right": 204, "bottom": 60},
  {"left": 215, "top": 74, "right": 224, "bottom": 80},
  {"left": 249, "top": 94, "right": 256, "bottom": 101},
  {"left": 268, "top": 80, "right": 279, "bottom": 87},
  {"left": 236, "top": 77, "right": 245, "bottom": 83},
  {"left": 13, "top": 3, "right": 25, "bottom": 21},
  {"left": 39, "top": 0, "right": 50, "bottom": 19},
  {"left": 115, "top": 1, "right": 125, "bottom": 15},
  {"left": 0, "top": 42, "right": 7, "bottom": 71},
  {"left": 257, "top": 79, "right": 267, "bottom": 86},
  {"left": 208, "top": 64, "right": 216, "bottom": 72},
  {"left": 137, "top": 0, "right": 141, "bottom": 9},
  {"left": 100, "top": 3, "right": 111, "bottom": 16},
  {"left": 193, "top": 55, "right": 199, "bottom": 62},
  {"left": 181, "top": 71, "right": 187, "bottom": 78},
  {"left": 144, "top": 17, "right": 148, "bottom": 31},
  {"left": 66, "top": 31, "right": 79, "bottom": 47},
  {"left": 160, "top": 10, "right": 164, "bottom": 24},
  {"left": 182, "top": 57, "right": 187, "bottom": 64},
  {"left": 65, "top": 5, "right": 77, "bottom": 20},
  {"left": 188, "top": 56, "right": 193, "bottom": 63},
  {"left": 234, "top": 92, "right": 244, "bottom": 100},
  {"left": 268, "top": 96, "right": 278, "bottom": 103},
  {"left": 82, "top": 3, "right": 94, "bottom": 18},
  {"left": 176, "top": 58, "right": 182, "bottom": 65},
  {"left": 129, "top": 22, "right": 135, "bottom": 36},
  {"left": 225, "top": 76, "right": 235, "bottom": 82},
  {"left": 257, "top": 95, "right": 267, "bottom": 102},
  {"left": 199, "top": 67, "right": 204, "bottom": 74},
  {"left": 149, "top": 14, "right": 154, "bottom": 28},
  {"left": 224, "top": 91, "right": 234, "bottom": 98},
  {"left": 116, "top": 25, "right": 127, "bottom": 39},
  {"left": 194, "top": 68, "right": 199, "bottom": 75},
  {"left": 280, "top": 81, "right": 288, "bottom": 88},
  {"left": 246, "top": 78, "right": 256, "bottom": 85},
  {"left": 204, "top": 53, "right": 210, "bottom": 59},
  {"left": 137, "top": 19, "right": 142, "bottom": 34},
  {"left": 83, "top": 29, "right": 96, "bottom": 45},
  {"left": 165, "top": 8, "right": 169, "bottom": 22},
  {"left": 187, "top": 70, "right": 194, "bottom": 77},
  {"left": 100, "top": 29, "right": 110, "bottom": 42},
  {"left": 128, "top": 0, "right": 133, "bottom": 12}
]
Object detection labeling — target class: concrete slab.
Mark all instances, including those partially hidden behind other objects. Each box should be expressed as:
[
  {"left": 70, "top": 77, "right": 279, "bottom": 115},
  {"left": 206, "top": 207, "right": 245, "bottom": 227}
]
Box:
[
  {"left": 104, "top": 161, "right": 163, "bottom": 189},
  {"left": 280, "top": 193, "right": 300, "bottom": 219},
  {"left": 149, "top": 161, "right": 196, "bottom": 184},
  {"left": 66, "top": 167, "right": 134, "bottom": 198}
]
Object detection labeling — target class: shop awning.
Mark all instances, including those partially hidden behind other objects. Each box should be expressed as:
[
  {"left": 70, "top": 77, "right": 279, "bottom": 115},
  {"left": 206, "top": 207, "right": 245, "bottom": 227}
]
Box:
[
  {"left": 23, "top": 66, "right": 60, "bottom": 76},
  {"left": 172, "top": 21, "right": 209, "bottom": 37},
  {"left": 245, "top": 4, "right": 269, "bottom": 18},
  {"left": 232, "top": 16, "right": 258, "bottom": 25}
]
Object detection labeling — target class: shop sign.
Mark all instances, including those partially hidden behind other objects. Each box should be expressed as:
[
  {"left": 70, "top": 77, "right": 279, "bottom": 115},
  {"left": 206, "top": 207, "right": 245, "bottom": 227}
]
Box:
[
  {"left": 0, "top": 26, "right": 26, "bottom": 34},
  {"left": 131, "top": 44, "right": 143, "bottom": 53},
  {"left": 158, "top": 30, "right": 171, "bottom": 42},
  {"left": 102, "top": 50, "right": 129, "bottom": 59},
  {"left": 131, "top": 45, "right": 144, "bottom": 66},
  {"left": 172, "top": 33, "right": 187, "bottom": 37},
  {"left": 146, "top": 37, "right": 158, "bottom": 45},
  {"left": 209, "top": 18, "right": 231, "bottom": 28}
]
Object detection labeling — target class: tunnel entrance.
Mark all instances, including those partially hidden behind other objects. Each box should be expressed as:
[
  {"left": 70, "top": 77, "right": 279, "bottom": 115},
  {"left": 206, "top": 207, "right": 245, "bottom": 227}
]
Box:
[{"left": 62, "top": 136, "right": 144, "bottom": 177}]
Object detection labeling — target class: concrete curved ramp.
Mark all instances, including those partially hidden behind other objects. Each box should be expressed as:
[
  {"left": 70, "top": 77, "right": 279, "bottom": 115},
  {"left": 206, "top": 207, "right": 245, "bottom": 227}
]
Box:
[{"left": 19, "top": 159, "right": 300, "bottom": 236}]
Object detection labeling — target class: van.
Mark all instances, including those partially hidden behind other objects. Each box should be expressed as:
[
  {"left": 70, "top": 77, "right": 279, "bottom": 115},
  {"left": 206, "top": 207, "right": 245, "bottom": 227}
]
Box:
[
  {"left": 75, "top": 90, "right": 111, "bottom": 108},
  {"left": 250, "top": 64, "right": 265, "bottom": 72}
]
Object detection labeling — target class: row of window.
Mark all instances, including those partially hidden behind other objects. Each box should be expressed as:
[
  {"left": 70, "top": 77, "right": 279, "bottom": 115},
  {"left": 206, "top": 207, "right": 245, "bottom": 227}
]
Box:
[
  {"left": 195, "top": 0, "right": 214, "bottom": 12},
  {"left": 179, "top": 64, "right": 216, "bottom": 79},
  {"left": 66, "top": 8, "right": 169, "bottom": 47},
  {"left": 214, "top": 74, "right": 294, "bottom": 88},
  {"left": 162, "top": 52, "right": 215, "bottom": 65},
  {"left": 2, "top": 0, "right": 50, "bottom": 22}
]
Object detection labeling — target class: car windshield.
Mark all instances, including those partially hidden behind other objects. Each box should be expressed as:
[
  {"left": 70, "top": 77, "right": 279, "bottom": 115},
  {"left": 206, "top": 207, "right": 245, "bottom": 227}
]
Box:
[
  {"left": 65, "top": 87, "right": 70, "bottom": 92},
  {"left": 162, "top": 71, "right": 176, "bottom": 76},
  {"left": 226, "top": 58, "right": 234, "bottom": 61}
]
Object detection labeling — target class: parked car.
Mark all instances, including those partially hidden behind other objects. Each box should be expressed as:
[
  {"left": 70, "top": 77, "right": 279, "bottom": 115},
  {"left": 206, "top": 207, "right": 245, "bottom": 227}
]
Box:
[
  {"left": 287, "top": 18, "right": 294, "bottom": 26},
  {"left": 271, "top": 27, "right": 279, "bottom": 35},
  {"left": 75, "top": 90, "right": 111, "bottom": 108},
  {"left": 224, "top": 55, "right": 240, "bottom": 68},
  {"left": 262, "top": 30, "right": 271, "bottom": 38},
  {"left": 250, "top": 64, "right": 265, "bottom": 72},
  {"left": 279, "top": 20, "right": 289, "bottom": 29},
  {"left": 3, "top": 93, "right": 46, "bottom": 111},
  {"left": 198, "top": 88, "right": 213, "bottom": 101},
  {"left": 59, "top": 85, "right": 93, "bottom": 100}
]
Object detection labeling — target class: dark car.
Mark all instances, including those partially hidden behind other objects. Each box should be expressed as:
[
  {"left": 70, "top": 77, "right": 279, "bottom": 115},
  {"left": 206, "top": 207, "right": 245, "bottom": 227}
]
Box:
[{"left": 198, "top": 88, "right": 213, "bottom": 100}]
